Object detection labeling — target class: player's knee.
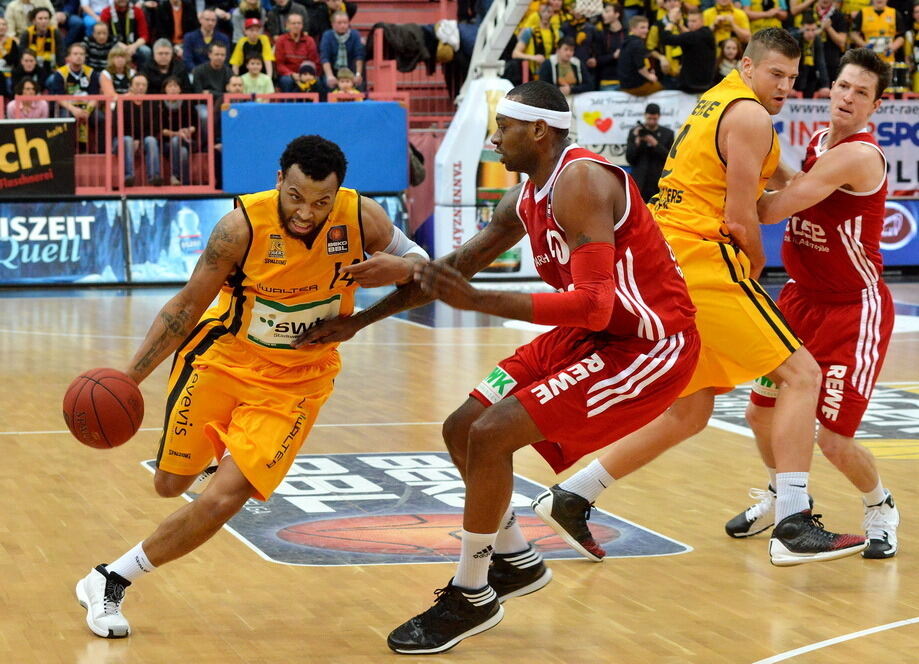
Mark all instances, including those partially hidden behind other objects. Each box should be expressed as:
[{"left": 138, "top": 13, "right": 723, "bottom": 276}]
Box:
[
  {"left": 670, "top": 392, "right": 714, "bottom": 436},
  {"left": 745, "top": 401, "right": 772, "bottom": 431},
  {"left": 785, "top": 351, "right": 822, "bottom": 393},
  {"left": 816, "top": 432, "right": 851, "bottom": 464},
  {"left": 153, "top": 472, "right": 192, "bottom": 498},
  {"left": 442, "top": 409, "right": 468, "bottom": 452},
  {"left": 197, "top": 488, "right": 250, "bottom": 524},
  {"left": 466, "top": 416, "right": 504, "bottom": 457}
]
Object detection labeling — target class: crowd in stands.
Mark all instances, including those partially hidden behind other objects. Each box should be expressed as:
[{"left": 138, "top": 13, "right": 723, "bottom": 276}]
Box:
[
  {"left": 0, "top": 0, "right": 372, "bottom": 185},
  {"left": 0, "top": 0, "right": 367, "bottom": 100},
  {"left": 499, "top": 0, "right": 919, "bottom": 97}
]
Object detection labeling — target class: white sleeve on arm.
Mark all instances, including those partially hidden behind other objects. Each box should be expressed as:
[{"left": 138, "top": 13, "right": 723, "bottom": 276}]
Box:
[{"left": 378, "top": 225, "right": 429, "bottom": 260}]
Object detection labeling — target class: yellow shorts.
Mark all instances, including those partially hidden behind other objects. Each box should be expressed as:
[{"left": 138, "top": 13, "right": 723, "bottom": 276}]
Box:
[
  {"left": 157, "top": 319, "right": 340, "bottom": 500},
  {"left": 663, "top": 229, "right": 801, "bottom": 396}
]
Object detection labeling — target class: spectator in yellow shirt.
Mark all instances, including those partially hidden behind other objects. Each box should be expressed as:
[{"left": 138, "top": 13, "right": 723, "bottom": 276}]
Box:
[
  {"left": 703, "top": 0, "right": 752, "bottom": 48},
  {"left": 229, "top": 17, "right": 274, "bottom": 77}
]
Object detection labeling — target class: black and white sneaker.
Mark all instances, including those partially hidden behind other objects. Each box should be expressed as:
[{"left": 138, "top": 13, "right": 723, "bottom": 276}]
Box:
[
  {"left": 387, "top": 581, "right": 504, "bottom": 655},
  {"left": 726, "top": 487, "right": 815, "bottom": 538},
  {"left": 532, "top": 485, "right": 605, "bottom": 561},
  {"left": 488, "top": 545, "right": 552, "bottom": 603},
  {"left": 863, "top": 492, "right": 899, "bottom": 559},
  {"left": 75, "top": 565, "right": 131, "bottom": 638},
  {"left": 768, "top": 510, "right": 867, "bottom": 566},
  {"left": 725, "top": 486, "right": 776, "bottom": 538}
]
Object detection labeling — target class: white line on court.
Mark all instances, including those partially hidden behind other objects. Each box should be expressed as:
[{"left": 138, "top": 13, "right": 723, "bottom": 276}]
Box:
[
  {"left": 1, "top": 421, "right": 443, "bottom": 436},
  {"left": 751, "top": 616, "right": 919, "bottom": 663}
]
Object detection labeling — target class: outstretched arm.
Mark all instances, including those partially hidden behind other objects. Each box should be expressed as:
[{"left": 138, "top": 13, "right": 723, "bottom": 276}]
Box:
[
  {"left": 416, "top": 162, "right": 621, "bottom": 331},
  {"left": 125, "top": 209, "right": 249, "bottom": 383},
  {"left": 758, "top": 142, "right": 884, "bottom": 225},
  {"left": 294, "top": 184, "right": 528, "bottom": 345},
  {"left": 339, "top": 195, "right": 429, "bottom": 288}
]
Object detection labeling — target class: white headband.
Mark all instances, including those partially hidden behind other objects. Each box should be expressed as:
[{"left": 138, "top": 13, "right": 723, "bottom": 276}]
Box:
[{"left": 495, "top": 98, "right": 571, "bottom": 129}]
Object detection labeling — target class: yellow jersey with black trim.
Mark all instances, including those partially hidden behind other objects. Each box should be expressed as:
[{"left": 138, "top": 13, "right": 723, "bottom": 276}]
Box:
[
  {"left": 651, "top": 69, "right": 780, "bottom": 242},
  {"left": 203, "top": 187, "right": 365, "bottom": 366}
]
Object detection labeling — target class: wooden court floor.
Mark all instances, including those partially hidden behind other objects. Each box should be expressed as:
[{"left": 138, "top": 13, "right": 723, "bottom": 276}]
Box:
[{"left": 1, "top": 283, "right": 918, "bottom": 664}]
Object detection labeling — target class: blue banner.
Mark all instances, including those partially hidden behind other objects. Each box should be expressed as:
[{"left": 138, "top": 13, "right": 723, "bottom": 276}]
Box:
[
  {"left": 126, "top": 195, "right": 407, "bottom": 282},
  {"left": 0, "top": 199, "right": 125, "bottom": 285},
  {"left": 764, "top": 198, "right": 919, "bottom": 269},
  {"left": 126, "top": 198, "right": 234, "bottom": 282},
  {"left": 221, "top": 102, "right": 408, "bottom": 194}
]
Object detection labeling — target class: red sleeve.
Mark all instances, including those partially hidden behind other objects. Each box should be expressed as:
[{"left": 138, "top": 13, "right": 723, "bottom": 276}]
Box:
[
  {"left": 530, "top": 242, "right": 616, "bottom": 331},
  {"left": 134, "top": 7, "right": 150, "bottom": 42},
  {"left": 274, "top": 36, "right": 293, "bottom": 75},
  {"left": 306, "top": 35, "right": 319, "bottom": 64}
]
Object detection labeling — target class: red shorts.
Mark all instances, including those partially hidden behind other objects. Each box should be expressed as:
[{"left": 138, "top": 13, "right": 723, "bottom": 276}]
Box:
[
  {"left": 471, "top": 325, "right": 700, "bottom": 473},
  {"left": 750, "top": 281, "right": 893, "bottom": 437}
]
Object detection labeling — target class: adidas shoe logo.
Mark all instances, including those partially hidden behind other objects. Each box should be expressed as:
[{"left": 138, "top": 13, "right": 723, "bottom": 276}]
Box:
[{"left": 473, "top": 545, "right": 494, "bottom": 559}]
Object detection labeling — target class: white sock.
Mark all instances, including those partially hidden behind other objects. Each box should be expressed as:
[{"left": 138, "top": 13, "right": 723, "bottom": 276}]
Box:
[
  {"left": 106, "top": 541, "right": 156, "bottom": 583},
  {"left": 453, "top": 529, "right": 496, "bottom": 591},
  {"left": 767, "top": 467, "right": 777, "bottom": 491},
  {"left": 863, "top": 480, "right": 887, "bottom": 506},
  {"left": 775, "top": 472, "right": 810, "bottom": 523},
  {"left": 558, "top": 459, "right": 615, "bottom": 503},
  {"left": 494, "top": 506, "right": 529, "bottom": 554}
]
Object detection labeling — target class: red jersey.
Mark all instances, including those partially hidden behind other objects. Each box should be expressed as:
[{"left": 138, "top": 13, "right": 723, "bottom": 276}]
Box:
[
  {"left": 782, "top": 128, "right": 887, "bottom": 296},
  {"left": 515, "top": 145, "right": 695, "bottom": 340}
]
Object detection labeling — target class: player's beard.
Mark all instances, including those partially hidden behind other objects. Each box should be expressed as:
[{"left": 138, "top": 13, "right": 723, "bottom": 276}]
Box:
[{"left": 277, "top": 198, "right": 322, "bottom": 245}]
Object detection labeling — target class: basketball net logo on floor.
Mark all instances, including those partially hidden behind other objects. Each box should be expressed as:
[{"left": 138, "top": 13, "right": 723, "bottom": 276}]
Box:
[
  {"left": 711, "top": 383, "right": 919, "bottom": 459},
  {"left": 142, "top": 452, "right": 690, "bottom": 566}
]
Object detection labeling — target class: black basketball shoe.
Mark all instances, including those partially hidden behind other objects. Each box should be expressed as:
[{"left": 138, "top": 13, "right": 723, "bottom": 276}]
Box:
[
  {"left": 488, "top": 545, "right": 552, "bottom": 602},
  {"left": 862, "top": 492, "right": 899, "bottom": 559},
  {"left": 387, "top": 581, "right": 504, "bottom": 655},
  {"left": 532, "top": 484, "right": 606, "bottom": 561},
  {"left": 726, "top": 487, "right": 814, "bottom": 538},
  {"left": 768, "top": 510, "right": 867, "bottom": 566}
]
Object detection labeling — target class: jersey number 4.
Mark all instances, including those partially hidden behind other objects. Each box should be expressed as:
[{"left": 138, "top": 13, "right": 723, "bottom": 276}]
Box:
[
  {"left": 329, "top": 259, "right": 361, "bottom": 289},
  {"left": 659, "top": 123, "right": 691, "bottom": 180}
]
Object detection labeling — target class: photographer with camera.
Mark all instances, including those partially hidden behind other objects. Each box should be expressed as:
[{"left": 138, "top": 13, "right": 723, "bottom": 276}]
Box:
[{"left": 626, "top": 103, "right": 674, "bottom": 203}]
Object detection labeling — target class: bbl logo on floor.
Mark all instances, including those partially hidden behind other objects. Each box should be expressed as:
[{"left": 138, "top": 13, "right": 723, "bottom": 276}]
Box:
[
  {"left": 143, "top": 452, "right": 690, "bottom": 566},
  {"left": 712, "top": 383, "right": 919, "bottom": 459}
]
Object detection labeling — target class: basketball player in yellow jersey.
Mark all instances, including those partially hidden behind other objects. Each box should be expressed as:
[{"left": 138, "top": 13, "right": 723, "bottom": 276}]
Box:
[
  {"left": 533, "top": 28, "right": 867, "bottom": 566},
  {"left": 74, "top": 135, "right": 429, "bottom": 639}
]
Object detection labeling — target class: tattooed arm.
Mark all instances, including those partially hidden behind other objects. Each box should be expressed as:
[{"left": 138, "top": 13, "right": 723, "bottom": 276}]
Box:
[
  {"left": 125, "top": 209, "right": 249, "bottom": 383},
  {"left": 295, "top": 184, "right": 527, "bottom": 345}
]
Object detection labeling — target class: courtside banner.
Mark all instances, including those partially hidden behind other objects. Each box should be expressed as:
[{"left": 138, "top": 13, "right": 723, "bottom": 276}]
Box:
[
  {"left": 0, "top": 199, "right": 125, "bottom": 284},
  {"left": 143, "top": 452, "right": 691, "bottom": 566},
  {"left": 774, "top": 98, "right": 919, "bottom": 197},
  {"left": 0, "top": 119, "right": 75, "bottom": 197},
  {"left": 573, "top": 90, "right": 697, "bottom": 145},
  {"left": 126, "top": 197, "right": 234, "bottom": 282},
  {"left": 761, "top": 198, "right": 919, "bottom": 268},
  {"left": 571, "top": 92, "right": 919, "bottom": 197},
  {"left": 126, "top": 196, "right": 407, "bottom": 282}
]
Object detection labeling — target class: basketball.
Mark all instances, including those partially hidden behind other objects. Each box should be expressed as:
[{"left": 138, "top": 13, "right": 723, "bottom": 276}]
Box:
[{"left": 62, "top": 368, "right": 144, "bottom": 449}]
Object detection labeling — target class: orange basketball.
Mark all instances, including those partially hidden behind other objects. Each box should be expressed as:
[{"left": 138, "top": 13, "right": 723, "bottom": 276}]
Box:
[{"left": 63, "top": 368, "right": 144, "bottom": 449}]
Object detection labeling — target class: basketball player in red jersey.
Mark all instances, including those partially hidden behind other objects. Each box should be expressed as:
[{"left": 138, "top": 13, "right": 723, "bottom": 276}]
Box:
[
  {"left": 726, "top": 49, "right": 900, "bottom": 559},
  {"left": 377, "top": 82, "right": 700, "bottom": 654}
]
